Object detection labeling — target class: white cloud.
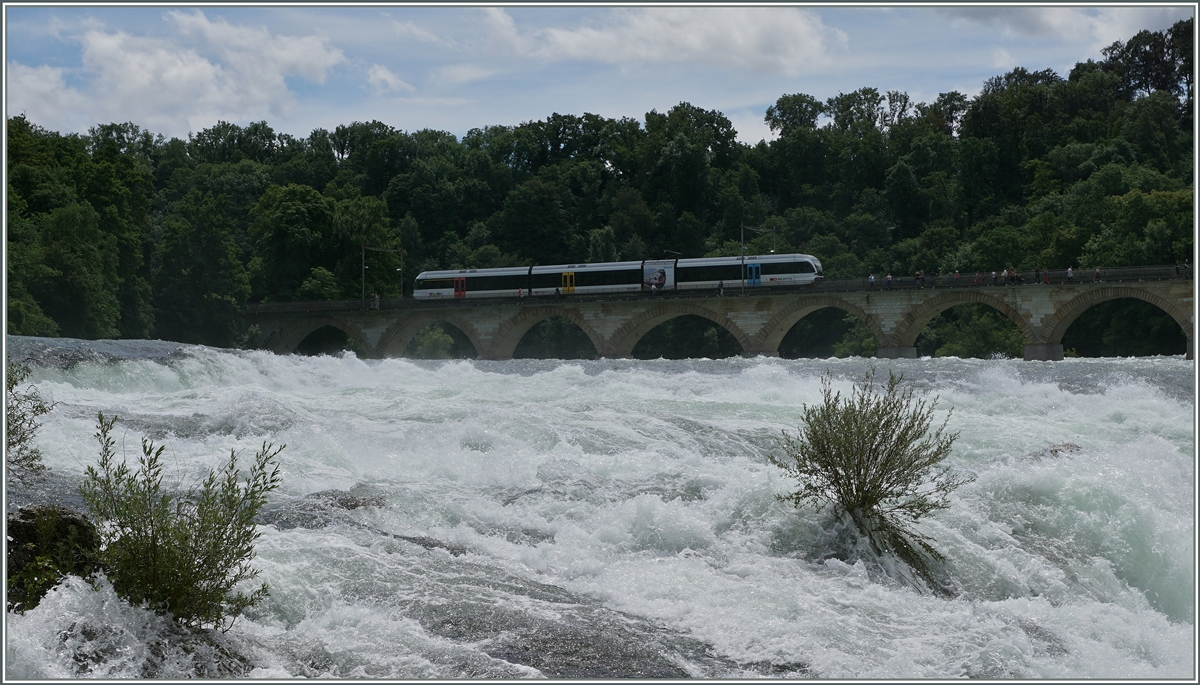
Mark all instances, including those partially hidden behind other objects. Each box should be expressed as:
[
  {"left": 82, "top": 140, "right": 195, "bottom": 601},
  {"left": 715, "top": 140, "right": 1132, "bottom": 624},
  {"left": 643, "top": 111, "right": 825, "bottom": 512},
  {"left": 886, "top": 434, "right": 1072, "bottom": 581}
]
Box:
[
  {"left": 368, "top": 64, "right": 415, "bottom": 94},
  {"left": 55, "top": 10, "right": 347, "bottom": 135},
  {"left": 482, "top": 7, "right": 528, "bottom": 54},
  {"left": 5, "top": 63, "right": 88, "bottom": 129},
  {"left": 992, "top": 47, "right": 1015, "bottom": 70},
  {"left": 434, "top": 63, "right": 497, "bottom": 85},
  {"left": 389, "top": 17, "right": 443, "bottom": 45},
  {"left": 486, "top": 7, "right": 845, "bottom": 76},
  {"left": 724, "top": 108, "right": 776, "bottom": 144},
  {"left": 939, "top": 6, "right": 1190, "bottom": 51}
]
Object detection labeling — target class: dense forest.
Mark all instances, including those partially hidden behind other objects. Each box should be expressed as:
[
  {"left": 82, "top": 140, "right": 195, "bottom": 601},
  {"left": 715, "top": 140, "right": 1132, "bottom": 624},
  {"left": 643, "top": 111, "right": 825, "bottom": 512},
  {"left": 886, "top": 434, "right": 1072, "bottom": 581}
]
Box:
[{"left": 6, "top": 19, "right": 1193, "bottom": 359}]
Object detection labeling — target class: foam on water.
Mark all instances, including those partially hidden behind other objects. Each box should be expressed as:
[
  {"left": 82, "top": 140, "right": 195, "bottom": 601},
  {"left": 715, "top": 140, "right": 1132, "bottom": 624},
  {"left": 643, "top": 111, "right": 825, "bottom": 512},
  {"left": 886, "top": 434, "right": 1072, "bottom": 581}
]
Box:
[{"left": 5, "top": 337, "right": 1195, "bottom": 678}]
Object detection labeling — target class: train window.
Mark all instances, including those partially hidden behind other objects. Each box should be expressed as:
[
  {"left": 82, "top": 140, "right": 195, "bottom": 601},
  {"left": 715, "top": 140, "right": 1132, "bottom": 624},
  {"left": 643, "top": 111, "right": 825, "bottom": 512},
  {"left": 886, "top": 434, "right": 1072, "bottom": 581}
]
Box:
[
  {"left": 417, "top": 279, "right": 453, "bottom": 290},
  {"left": 761, "top": 261, "right": 815, "bottom": 276},
  {"left": 575, "top": 269, "right": 641, "bottom": 287},
  {"left": 677, "top": 264, "right": 743, "bottom": 282},
  {"left": 531, "top": 272, "right": 561, "bottom": 289},
  {"left": 469, "top": 274, "right": 527, "bottom": 291}
]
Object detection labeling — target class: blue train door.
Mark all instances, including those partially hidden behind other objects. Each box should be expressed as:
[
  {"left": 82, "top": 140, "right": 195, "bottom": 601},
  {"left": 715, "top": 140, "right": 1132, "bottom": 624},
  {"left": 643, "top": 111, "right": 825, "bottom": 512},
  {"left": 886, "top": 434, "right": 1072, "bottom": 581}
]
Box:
[{"left": 746, "top": 263, "right": 762, "bottom": 286}]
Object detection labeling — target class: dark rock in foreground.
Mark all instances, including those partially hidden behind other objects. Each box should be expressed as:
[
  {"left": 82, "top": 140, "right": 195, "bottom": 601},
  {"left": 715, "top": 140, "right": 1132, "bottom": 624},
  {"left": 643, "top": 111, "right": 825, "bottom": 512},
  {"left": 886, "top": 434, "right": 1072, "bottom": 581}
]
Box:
[{"left": 7, "top": 505, "right": 100, "bottom": 612}]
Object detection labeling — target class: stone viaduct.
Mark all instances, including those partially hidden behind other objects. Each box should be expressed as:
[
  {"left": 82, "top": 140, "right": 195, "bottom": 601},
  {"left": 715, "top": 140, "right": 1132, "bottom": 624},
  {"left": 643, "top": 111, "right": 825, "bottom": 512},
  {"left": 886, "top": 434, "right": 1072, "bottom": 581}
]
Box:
[{"left": 246, "top": 269, "right": 1194, "bottom": 361}]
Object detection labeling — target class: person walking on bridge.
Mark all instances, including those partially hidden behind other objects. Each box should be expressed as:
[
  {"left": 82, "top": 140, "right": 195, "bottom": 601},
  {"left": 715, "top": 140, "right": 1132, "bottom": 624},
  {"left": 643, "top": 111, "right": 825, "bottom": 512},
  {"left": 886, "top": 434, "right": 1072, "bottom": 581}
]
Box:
[
  {"left": 885, "top": 273, "right": 892, "bottom": 290},
  {"left": 1067, "top": 266, "right": 1074, "bottom": 283}
]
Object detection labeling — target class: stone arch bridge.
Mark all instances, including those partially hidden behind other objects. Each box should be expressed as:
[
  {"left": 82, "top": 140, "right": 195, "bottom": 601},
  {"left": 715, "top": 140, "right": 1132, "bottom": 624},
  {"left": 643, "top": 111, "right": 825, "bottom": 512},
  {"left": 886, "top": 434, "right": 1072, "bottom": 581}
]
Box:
[{"left": 246, "top": 269, "right": 1193, "bottom": 361}]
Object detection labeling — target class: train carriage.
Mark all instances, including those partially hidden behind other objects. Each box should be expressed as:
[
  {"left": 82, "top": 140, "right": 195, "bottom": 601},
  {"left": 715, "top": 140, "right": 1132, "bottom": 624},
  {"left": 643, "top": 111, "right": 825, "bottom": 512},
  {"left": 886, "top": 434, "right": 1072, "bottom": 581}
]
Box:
[
  {"left": 412, "top": 254, "right": 823, "bottom": 299},
  {"left": 675, "top": 254, "right": 823, "bottom": 290},
  {"left": 531, "top": 261, "right": 643, "bottom": 296}
]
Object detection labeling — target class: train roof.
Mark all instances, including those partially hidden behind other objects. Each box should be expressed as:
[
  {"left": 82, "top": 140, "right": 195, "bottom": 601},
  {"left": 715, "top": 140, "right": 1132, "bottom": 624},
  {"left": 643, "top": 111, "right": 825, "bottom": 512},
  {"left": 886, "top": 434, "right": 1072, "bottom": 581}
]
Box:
[
  {"left": 677, "top": 253, "right": 817, "bottom": 266},
  {"left": 531, "top": 260, "right": 643, "bottom": 273},
  {"left": 415, "top": 266, "right": 531, "bottom": 280}
]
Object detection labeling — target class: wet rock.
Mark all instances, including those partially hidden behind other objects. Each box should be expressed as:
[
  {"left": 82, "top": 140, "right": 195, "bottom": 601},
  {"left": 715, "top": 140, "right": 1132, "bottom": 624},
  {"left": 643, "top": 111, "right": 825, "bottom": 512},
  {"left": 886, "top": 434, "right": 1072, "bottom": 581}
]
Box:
[
  {"left": 1021, "top": 443, "right": 1082, "bottom": 462},
  {"left": 6, "top": 505, "right": 100, "bottom": 612},
  {"left": 256, "top": 484, "right": 387, "bottom": 530},
  {"left": 54, "top": 610, "right": 253, "bottom": 678},
  {"left": 256, "top": 485, "right": 469, "bottom": 555}
]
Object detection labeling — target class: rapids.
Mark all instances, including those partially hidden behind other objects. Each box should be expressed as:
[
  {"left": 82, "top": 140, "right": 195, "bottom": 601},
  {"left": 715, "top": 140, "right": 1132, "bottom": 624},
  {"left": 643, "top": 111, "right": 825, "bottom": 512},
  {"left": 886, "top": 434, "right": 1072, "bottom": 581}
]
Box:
[{"left": 4, "top": 336, "right": 1195, "bottom": 678}]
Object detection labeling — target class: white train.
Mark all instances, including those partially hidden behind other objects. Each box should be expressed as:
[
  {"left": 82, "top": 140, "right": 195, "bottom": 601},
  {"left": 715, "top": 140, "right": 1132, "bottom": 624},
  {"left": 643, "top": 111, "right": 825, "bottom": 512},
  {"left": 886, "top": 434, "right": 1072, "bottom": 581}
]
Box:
[{"left": 413, "top": 254, "right": 823, "bottom": 299}]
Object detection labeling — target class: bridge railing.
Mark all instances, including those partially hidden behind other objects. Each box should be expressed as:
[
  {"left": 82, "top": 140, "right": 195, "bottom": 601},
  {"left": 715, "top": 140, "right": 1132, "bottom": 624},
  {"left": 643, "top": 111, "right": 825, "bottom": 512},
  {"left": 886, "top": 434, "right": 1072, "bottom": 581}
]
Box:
[{"left": 244, "top": 264, "right": 1191, "bottom": 315}]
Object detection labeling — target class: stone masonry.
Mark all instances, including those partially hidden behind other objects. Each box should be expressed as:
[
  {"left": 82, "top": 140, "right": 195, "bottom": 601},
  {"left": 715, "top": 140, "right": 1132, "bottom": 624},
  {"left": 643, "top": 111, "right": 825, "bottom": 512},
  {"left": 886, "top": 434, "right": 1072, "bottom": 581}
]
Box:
[{"left": 247, "top": 279, "right": 1193, "bottom": 361}]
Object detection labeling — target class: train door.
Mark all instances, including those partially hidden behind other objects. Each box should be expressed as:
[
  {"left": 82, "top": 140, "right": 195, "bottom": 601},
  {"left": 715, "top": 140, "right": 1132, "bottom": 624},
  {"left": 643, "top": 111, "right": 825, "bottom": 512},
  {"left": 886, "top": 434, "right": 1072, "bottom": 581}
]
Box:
[
  {"left": 562, "top": 272, "right": 575, "bottom": 294},
  {"left": 746, "top": 263, "right": 762, "bottom": 286},
  {"left": 453, "top": 277, "right": 466, "bottom": 298}
]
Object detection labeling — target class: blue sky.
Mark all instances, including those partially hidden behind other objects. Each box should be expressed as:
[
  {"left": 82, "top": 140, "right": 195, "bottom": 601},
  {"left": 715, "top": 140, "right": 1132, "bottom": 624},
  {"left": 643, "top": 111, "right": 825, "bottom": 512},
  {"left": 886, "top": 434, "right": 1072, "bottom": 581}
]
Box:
[{"left": 4, "top": 4, "right": 1193, "bottom": 144}]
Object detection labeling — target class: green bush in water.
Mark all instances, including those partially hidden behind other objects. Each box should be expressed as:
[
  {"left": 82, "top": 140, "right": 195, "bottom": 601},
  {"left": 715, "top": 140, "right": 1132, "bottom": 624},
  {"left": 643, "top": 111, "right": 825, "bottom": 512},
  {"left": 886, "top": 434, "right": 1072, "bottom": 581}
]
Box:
[
  {"left": 79, "top": 413, "right": 283, "bottom": 632},
  {"left": 769, "top": 370, "right": 971, "bottom": 592}
]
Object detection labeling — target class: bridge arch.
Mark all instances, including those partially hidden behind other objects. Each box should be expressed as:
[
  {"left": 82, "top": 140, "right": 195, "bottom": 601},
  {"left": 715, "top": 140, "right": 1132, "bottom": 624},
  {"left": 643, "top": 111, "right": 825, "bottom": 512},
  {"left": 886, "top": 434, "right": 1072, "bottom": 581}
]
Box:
[
  {"left": 1040, "top": 286, "right": 1193, "bottom": 348},
  {"left": 376, "top": 312, "right": 487, "bottom": 359},
  {"left": 891, "top": 290, "right": 1033, "bottom": 348},
  {"left": 606, "top": 303, "right": 753, "bottom": 358},
  {"left": 752, "top": 296, "right": 887, "bottom": 355},
  {"left": 489, "top": 306, "right": 607, "bottom": 360},
  {"left": 270, "top": 316, "right": 371, "bottom": 356}
]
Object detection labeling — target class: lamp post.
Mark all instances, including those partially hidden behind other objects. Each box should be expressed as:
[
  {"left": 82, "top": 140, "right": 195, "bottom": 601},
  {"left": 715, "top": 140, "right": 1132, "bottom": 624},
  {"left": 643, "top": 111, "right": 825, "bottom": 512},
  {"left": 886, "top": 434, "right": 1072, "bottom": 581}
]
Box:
[{"left": 362, "top": 243, "right": 405, "bottom": 310}]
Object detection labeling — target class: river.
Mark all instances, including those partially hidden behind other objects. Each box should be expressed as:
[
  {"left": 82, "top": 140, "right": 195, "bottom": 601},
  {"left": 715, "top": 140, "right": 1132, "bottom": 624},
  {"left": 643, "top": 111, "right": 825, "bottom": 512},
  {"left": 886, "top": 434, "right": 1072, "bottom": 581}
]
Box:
[{"left": 4, "top": 336, "right": 1194, "bottom": 678}]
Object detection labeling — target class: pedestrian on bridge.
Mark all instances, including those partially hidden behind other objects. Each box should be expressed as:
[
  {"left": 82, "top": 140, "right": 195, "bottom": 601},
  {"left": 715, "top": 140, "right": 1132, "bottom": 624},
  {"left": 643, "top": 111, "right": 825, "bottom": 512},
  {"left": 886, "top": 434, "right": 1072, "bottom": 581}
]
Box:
[
  {"left": 991, "top": 270, "right": 997, "bottom": 286},
  {"left": 1094, "top": 267, "right": 1101, "bottom": 283},
  {"left": 718, "top": 280, "right": 724, "bottom": 296},
  {"left": 885, "top": 273, "right": 892, "bottom": 290},
  {"left": 1067, "top": 266, "right": 1074, "bottom": 283},
  {"left": 954, "top": 270, "right": 961, "bottom": 287},
  {"left": 869, "top": 273, "right": 875, "bottom": 289},
  {"left": 1034, "top": 267, "right": 1041, "bottom": 285}
]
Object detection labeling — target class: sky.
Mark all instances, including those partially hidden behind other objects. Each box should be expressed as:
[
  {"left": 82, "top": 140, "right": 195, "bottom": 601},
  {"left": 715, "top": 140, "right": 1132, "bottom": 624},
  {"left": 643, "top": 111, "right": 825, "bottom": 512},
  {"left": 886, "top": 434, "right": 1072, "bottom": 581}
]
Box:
[{"left": 4, "top": 4, "right": 1194, "bottom": 145}]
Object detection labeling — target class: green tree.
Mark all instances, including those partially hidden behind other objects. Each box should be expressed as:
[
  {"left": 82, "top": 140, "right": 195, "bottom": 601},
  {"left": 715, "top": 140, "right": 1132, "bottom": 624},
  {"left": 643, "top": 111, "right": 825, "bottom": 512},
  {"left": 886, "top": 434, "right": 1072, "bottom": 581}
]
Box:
[
  {"left": 249, "top": 184, "right": 335, "bottom": 301},
  {"left": 154, "top": 191, "right": 251, "bottom": 346},
  {"left": 27, "top": 203, "right": 122, "bottom": 339},
  {"left": 765, "top": 93, "right": 826, "bottom": 136}
]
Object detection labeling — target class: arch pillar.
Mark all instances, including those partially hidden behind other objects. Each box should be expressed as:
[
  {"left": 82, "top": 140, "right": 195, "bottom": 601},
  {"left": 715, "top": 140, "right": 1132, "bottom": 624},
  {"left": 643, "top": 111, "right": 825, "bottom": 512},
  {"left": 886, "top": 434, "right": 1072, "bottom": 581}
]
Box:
[
  {"left": 1024, "top": 343, "right": 1063, "bottom": 361},
  {"left": 877, "top": 346, "right": 919, "bottom": 359}
]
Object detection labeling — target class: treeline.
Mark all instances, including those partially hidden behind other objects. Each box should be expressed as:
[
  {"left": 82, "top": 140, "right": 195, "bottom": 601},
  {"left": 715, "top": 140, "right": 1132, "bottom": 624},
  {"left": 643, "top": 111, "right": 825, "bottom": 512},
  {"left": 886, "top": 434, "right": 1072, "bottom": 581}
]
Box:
[{"left": 6, "top": 19, "right": 1193, "bottom": 356}]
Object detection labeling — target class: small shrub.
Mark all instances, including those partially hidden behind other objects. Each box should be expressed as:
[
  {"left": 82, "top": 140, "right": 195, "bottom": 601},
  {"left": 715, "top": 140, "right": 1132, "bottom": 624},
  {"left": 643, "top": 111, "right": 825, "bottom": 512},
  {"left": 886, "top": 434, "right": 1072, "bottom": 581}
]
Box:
[
  {"left": 5, "top": 360, "right": 55, "bottom": 482},
  {"left": 770, "top": 370, "right": 971, "bottom": 590},
  {"left": 79, "top": 413, "right": 283, "bottom": 632}
]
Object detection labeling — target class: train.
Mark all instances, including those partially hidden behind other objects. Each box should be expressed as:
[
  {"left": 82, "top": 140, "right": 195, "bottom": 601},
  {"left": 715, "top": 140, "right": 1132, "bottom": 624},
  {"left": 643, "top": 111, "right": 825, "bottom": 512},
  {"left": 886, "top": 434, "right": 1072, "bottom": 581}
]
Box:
[{"left": 412, "top": 253, "right": 824, "bottom": 299}]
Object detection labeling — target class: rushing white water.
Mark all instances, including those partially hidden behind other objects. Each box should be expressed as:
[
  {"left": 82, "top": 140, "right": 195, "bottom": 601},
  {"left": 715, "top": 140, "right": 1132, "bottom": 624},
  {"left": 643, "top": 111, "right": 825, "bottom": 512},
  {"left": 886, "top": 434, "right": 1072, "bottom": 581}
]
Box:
[{"left": 5, "top": 336, "right": 1195, "bottom": 679}]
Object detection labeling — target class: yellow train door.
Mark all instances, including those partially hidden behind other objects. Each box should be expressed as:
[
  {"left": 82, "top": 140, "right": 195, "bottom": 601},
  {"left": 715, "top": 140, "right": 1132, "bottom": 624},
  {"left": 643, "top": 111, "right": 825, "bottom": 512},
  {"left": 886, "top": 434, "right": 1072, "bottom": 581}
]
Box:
[{"left": 561, "top": 272, "right": 575, "bottom": 294}]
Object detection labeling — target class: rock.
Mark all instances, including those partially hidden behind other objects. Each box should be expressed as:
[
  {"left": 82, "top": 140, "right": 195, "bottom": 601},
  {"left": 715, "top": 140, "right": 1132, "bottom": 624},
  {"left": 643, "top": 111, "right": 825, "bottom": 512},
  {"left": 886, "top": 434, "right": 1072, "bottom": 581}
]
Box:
[
  {"left": 6, "top": 505, "right": 101, "bottom": 612},
  {"left": 1022, "top": 443, "right": 1083, "bottom": 461}
]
